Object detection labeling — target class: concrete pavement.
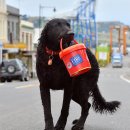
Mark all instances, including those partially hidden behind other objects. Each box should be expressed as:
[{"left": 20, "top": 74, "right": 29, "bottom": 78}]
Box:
[
  {"left": 105, "top": 54, "right": 130, "bottom": 83},
  {"left": 122, "top": 54, "right": 130, "bottom": 82},
  {"left": 0, "top": 54, "right": 130, "bottom": 84},
  {"left": 1, "top": 66, "right": 130, "bottom": 130}
]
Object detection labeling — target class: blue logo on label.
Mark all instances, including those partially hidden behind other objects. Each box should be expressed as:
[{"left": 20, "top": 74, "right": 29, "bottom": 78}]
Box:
[{"left": 70, "top": 54, "right": 83, "bottom": 66}]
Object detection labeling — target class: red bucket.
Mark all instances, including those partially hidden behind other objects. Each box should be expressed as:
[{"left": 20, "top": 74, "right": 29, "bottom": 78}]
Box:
[{"left": 59, "top": 39, "right": 91, "bottom": 77}]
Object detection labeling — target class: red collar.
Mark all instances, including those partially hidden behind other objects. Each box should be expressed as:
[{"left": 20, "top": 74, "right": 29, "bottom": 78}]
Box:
[{"left": 45, "top": 47, "right": 60, "bottom": 55}]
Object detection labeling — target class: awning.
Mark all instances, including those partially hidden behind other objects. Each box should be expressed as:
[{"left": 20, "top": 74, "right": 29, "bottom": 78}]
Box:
[{"left": 3, "top": 42, "right": 27, "bottom": 49}]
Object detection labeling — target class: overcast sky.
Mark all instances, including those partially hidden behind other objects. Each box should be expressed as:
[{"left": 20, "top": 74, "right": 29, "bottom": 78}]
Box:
[{"left": 6, "top": 0, "right": 130, "bottom": 25}]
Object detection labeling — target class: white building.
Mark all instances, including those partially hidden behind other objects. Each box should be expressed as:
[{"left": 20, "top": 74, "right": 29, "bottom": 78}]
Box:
[
  {"left": 0, "top": 0, "right": 7, "bottom": 63},
  {"left": 7, "top": 5, "right": 20, "bottom": 43},
  {"left": 20, "top": 20, "right": 36, "bottom": 77},
  {"left": 0, "top": 0, "right": 7, "bottom": 42},
  {"left": 20, "top": 20, "right": 34, "bottom": 51}
]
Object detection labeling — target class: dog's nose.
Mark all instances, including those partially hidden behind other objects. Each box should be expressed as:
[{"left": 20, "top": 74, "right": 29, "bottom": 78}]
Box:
[{"left": 67, "top": 30, "right": 74, "bottom": 35}]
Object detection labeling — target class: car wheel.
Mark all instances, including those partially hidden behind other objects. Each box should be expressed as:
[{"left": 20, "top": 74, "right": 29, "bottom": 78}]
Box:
[
  {"left": 0, "top": 78, "right": 6, "bottom": 83},
  {"left": 20, "top": 75, "right": 24, "bottom": 81},
  {"left": 25, "top": 75, "right": 30, "bottom": 81},
  {"left": 120, "top": 66, "right": 123, "bottom": 68},
  {"left": 6, "top": 65, "right": 16, "bottom": 74},
  {"left": 7, "top": 79, "right": 12, "bottom": 82}
]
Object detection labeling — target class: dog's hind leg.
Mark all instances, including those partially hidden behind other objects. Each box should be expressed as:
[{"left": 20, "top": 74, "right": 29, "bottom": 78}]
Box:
[
  {"left": 71, "top": 91, "right": 90, "bottom": 130},
  {"left": 40, "top": 85, "right": 54, "bottom": 130},
  {"left": 72, "top": 101, "right": 91, "bottom": 125},
  {"left": 55, "top": 88, "right": 73, "bottom": 130}
]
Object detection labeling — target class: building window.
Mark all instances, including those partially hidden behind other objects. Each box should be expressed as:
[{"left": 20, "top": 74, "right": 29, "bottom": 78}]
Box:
[
  {"left": 30, "top": 34, "right": 32, "bottom": 50},
  {"left": 8, "top": 21, "right": 10, "bottom": 41},
  {"left": 12, "top": 22, "right": 14, "bottom": 40},
  {"left": 26, "top": 33, "right": 28, "bottom": 44},
  {"left": 16, "top": 22, "right": 19, "bottom": 41},
  {"left": 22, "top": 32, "right": 24, "bottom": 42},
  {"left": 26, "top": 33, "right": 29, "bottom": 50},
  {"left": 12, "top": 22, "right": 14, "bottom": 33}
]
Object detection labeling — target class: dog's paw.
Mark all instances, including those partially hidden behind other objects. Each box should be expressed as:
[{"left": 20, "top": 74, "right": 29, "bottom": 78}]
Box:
[
  {"left": 71, "top": 125, "right": 84, "bottom": 130},
  {"left": 72, "top": 119, "right": 79, "bottom": 125}
]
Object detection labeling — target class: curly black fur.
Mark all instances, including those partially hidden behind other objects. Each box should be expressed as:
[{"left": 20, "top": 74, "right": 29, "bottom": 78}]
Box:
[{"left": 36, "top": 18, "right": 121, "bottom": 130}]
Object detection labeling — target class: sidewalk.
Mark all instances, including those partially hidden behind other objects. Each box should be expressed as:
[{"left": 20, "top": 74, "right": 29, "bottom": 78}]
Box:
[{"left": 123, "top": 54, "right": 130, "bottom": 82}]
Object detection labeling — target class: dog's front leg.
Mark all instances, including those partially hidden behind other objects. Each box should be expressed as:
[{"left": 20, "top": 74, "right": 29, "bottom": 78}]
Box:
[
  {"left": 55, "top": 88, "right": 72, "bottom": 130},
  {"left": 40, "top": 85, "right": 54, "bottom": 130}
]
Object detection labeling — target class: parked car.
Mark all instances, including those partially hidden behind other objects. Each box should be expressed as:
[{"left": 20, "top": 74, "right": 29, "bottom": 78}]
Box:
[
  {"left": 111, "top": 52, "right": 123, "bottom": 68},
  {"left": 0, "top": 59, "right": 29, "bottom": 82}
]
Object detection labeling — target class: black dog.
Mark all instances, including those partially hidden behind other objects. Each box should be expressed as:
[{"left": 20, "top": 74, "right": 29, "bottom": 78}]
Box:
[{"left": 36, "top": 18, "right": 120, "bottom": 130}]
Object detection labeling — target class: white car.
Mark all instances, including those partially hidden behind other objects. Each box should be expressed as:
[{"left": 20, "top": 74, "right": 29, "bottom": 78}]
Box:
[{"left": 111, "top": 52, "right": 123, "bottom": 68}]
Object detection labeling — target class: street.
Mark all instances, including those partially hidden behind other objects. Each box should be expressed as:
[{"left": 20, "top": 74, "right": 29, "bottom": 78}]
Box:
[
  {"left": 0, "top": 57, "right": 130, "bottom": 130},
  {"left": 1, "top": 0, "right": 130, "bottom": 130}
]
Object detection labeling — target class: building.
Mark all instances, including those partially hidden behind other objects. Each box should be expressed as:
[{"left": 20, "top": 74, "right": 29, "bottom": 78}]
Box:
[
  {"left": 20, "top": 20, "right": 35, "bottom": 77},
  {"left": 7, "top": 5, "right": 20, "bottom": 43},
  {"left": 0, "top": 0, "right": 7, "bottom": 43},
  {"left": 2, "top": 4, "right": 25, "bottom": 59},
  {"left": 0, "top": 0, "right": 7, "bottom": 63},
  {"left": 20, "top": 20, "right": 34, "bottom": 51},
  {"left": 0, "top": 1, "right": 36, "bottom": 77}
]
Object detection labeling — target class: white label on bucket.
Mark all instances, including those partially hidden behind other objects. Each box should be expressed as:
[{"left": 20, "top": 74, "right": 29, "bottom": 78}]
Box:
[{"left": 67, "top": 62, "right": 72, "bottom": 69}]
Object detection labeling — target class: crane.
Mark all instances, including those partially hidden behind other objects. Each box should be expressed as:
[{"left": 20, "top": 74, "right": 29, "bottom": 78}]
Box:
[{"left": 71, "top": 0, "right": 97, "bottom": 48}]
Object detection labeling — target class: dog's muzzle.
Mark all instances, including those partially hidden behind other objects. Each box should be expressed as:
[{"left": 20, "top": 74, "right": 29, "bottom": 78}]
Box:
[
  {"left": 67, "top": 30, "right": 74, "bottom": 35},
  {"left": 63, "top": 30, "right": 74, "bottom": 43}
]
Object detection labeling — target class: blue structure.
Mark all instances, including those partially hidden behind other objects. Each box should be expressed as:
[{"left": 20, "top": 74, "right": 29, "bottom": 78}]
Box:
[{"left": 70, "top": 0, "right": 97, "bottom": 48}]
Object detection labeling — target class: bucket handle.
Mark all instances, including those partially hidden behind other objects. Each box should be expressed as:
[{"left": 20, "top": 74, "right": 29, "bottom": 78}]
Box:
[{"left": 60, "top": 38, "right": 79, "bottom": 51}]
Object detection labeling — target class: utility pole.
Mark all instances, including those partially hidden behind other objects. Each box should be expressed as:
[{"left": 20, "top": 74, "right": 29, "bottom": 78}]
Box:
[
  {"left": 39, "top": 4, "right": 56, "bottom": 36},
  {"left": 39, "top": 4, "right": 41, "bottom": 36}
]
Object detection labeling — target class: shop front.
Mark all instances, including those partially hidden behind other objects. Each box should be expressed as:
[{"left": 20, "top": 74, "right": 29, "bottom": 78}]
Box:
[{"left": 3, "top": 43, "right": 36, "bottom": 78}]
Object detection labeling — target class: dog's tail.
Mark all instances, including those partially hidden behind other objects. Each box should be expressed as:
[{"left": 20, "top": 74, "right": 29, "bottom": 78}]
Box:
[{"left": 91, "top": 84, "right": 121, "bottom": 114}]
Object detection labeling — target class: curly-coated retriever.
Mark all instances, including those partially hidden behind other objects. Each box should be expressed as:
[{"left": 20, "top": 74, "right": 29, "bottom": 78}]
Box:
[{"left": 36, "top": 18, "right": 120, "bottom": 130}]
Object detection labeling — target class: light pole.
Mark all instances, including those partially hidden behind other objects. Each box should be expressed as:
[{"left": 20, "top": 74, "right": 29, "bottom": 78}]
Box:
[{"left": 39, "top": 4, "right": 56, "bottom": 35}]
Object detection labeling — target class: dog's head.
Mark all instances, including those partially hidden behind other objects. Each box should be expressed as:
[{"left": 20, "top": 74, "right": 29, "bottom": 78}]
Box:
[{"left": 39, "top": 18, "right": 74, "bottom": 51}]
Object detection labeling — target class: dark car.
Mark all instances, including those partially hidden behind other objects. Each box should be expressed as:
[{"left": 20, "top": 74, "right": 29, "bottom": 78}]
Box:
[{"left": 0, "top": 59, "right": 29, "bottom": 82}]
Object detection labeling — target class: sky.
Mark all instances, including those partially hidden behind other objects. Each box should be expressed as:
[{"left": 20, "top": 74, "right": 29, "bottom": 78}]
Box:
[{"left": 6, "top": 0, "right": 130, "bottom": 25}]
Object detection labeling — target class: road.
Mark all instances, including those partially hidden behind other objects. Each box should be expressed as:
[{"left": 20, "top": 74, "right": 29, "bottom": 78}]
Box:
[{"left": 0, "top": 57, "right": 130, "bottom": 130}]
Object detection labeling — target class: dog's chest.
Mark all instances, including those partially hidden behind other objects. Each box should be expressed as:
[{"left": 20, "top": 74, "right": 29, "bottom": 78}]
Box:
[{"left": 44, "top": 64, "right": 72, "bottom": 90}]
